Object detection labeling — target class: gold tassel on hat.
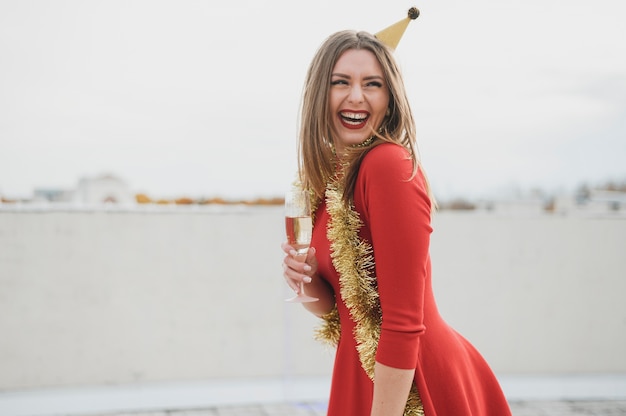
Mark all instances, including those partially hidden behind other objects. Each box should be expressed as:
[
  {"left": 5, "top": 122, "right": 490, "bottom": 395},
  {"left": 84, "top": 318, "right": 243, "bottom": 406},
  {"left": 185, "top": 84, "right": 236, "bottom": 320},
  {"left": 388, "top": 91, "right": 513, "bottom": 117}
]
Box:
[{"left": 374, "top": 7, "right": 420, "bottom": 51}]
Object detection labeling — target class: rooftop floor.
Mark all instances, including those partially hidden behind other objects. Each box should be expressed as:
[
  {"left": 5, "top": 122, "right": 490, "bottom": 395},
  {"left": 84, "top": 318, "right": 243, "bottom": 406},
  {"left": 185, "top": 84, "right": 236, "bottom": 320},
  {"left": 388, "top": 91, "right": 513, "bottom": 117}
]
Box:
[{"left": 2, "top": 374, "right": 625, "bottom": 416}]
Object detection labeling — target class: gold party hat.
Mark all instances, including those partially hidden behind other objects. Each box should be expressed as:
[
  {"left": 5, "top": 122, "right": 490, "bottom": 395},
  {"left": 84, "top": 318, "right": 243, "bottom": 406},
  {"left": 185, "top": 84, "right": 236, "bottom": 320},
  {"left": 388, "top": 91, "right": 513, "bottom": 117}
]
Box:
[{"left": 374, "top": 7, "right": 420, "bottom": 51}]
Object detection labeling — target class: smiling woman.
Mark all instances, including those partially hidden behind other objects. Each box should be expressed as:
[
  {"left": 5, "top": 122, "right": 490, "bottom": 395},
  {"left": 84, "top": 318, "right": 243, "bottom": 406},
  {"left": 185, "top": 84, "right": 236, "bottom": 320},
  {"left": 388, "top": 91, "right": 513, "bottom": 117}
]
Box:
[
  {"left": 329, "top": 49, "right": 390, "bottom": 153},
  {"left": 280, "top": 10, "right": 512, "bottom": 416}
]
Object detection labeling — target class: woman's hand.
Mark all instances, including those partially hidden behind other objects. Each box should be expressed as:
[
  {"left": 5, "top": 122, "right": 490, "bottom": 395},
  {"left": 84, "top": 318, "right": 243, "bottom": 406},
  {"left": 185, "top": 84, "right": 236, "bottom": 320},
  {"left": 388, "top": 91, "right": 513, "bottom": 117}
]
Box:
[
  {"left": 281, "top": 242, "right": 335, "bottom": 316},
  {"left": 281, "top": 242, "right": 318, "bottom": 294}
]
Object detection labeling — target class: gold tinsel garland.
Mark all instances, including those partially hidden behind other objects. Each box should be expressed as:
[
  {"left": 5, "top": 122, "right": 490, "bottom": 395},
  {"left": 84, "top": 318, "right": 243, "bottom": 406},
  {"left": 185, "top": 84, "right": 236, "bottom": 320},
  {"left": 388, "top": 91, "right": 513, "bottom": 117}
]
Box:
[{"left": 314, "top": 179, "right": 424, "bottom": 416}]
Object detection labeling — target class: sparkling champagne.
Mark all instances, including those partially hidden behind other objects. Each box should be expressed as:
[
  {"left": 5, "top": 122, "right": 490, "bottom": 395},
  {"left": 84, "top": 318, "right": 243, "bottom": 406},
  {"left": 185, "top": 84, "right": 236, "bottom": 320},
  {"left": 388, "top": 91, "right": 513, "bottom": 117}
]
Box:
[
  {"left": 284, "top": 187, "right": 318, "bottom": 303},
  {"left": 285, "top": 216, "right": 312, "bottom": 255}
]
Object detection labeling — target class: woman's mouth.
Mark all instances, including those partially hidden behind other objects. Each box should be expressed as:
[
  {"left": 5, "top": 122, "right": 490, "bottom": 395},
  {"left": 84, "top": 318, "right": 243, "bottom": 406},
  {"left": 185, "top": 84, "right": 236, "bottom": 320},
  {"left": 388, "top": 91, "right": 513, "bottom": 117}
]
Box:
[{"left": 339, "top": 111, "right": 369, "bottom": 129}]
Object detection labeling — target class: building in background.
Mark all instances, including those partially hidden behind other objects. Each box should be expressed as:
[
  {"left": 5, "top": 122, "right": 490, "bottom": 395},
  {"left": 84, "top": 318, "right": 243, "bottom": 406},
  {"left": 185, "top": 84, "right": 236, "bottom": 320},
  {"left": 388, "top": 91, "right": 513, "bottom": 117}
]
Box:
[
  {"left": 554, "top": 188, "right": 626, "bottom": 216},
  {"left": 32, "top": 188, "right": 75, "bottom": 203},
  {"left": 74, "top": 174, "right": 133, "bottom": 205}
]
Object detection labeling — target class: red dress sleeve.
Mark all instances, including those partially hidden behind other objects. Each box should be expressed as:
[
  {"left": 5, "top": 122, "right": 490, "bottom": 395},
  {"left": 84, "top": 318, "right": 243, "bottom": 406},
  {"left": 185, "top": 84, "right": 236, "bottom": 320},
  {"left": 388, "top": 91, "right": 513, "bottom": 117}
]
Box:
[{"left": 354, "top": 143, "right": 433, "bottom": 370}]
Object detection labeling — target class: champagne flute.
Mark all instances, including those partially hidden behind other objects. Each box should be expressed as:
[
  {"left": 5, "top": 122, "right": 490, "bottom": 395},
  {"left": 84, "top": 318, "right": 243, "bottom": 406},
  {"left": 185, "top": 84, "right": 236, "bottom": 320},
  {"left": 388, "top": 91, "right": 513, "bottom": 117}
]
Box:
[{"left": 284, "top": 187, "right": 318, "bottom": 303}]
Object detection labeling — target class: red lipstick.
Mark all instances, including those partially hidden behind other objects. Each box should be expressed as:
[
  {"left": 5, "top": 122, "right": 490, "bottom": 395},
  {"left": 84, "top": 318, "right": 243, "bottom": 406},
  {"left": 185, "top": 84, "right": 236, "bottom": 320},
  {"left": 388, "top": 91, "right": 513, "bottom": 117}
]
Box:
[{"left": 339, "top": 110, "right": 369, "bottom": 130}]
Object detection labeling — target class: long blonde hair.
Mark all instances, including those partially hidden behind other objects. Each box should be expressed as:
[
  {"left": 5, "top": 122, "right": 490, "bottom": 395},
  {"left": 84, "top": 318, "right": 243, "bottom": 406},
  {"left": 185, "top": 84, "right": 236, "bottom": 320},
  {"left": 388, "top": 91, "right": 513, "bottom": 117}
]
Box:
[{"left": 298, "top": 30, "right": 432, "bottom": 205}]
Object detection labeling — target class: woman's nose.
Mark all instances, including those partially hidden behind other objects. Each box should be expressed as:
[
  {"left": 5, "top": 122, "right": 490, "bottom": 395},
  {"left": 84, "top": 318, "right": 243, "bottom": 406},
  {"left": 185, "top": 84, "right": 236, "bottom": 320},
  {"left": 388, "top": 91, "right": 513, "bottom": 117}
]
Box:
[{"left": 348, "top": 86, "right": 364, "bottom": 104}]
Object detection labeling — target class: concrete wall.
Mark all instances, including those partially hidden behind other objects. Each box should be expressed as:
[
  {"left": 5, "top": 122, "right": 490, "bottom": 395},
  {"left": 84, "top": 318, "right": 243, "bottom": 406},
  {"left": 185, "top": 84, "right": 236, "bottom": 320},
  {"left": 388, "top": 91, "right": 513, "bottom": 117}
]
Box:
[{"left": 0, "top": 207, "right": 625, "bottom": 391}]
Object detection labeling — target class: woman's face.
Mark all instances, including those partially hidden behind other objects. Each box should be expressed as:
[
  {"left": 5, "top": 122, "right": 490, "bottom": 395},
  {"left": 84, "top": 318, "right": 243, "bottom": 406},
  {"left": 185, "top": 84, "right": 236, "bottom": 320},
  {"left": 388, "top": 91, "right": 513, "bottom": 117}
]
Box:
[{"left": 328, "top": 48, "right": 390, "bottom": 154}]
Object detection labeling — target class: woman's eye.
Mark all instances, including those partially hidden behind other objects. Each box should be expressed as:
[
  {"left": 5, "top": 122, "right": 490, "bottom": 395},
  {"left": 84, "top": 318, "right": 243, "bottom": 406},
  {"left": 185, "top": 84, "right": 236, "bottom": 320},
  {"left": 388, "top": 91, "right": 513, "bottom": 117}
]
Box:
[
  {"left": 331, "top": 79, "right": 348, "bottom": 86},
  {"left": 366, "top": 81, "right": 383, "bottom": 88}
]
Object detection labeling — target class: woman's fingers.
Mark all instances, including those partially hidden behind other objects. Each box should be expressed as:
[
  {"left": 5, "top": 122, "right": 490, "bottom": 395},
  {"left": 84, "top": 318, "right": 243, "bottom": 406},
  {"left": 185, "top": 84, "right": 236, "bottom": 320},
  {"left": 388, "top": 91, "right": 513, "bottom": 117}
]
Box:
[
  {"left": 280, "top": 241, "right": 298, "bottom": 255},
  {"left": 283, "top": 260, "right": 313, "bottom": 293},
  {"left": 281, "top": 241, "right": 316, "bottom": 294},
  {"left": 283, "top": 264, "right": 300, "bottom": 293},
  {"left": 305, "top": 247, "right": 318, "bottom": 271},
  {"left": 283, "top": 256, "right": 312, "bottom": 282}
]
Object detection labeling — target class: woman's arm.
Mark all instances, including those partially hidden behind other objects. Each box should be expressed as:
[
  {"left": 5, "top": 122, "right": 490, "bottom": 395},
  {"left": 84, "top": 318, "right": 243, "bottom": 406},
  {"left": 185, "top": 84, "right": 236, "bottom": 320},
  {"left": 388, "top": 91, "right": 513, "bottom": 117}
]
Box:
[
  {"left": 356, "top": 144, "right": 433, "bottom": 412},
  {"left": 282, "top": 244, "right": 335, "bottom": 317},
  {"left": 371, "top": 362, "right": 415, "bottom": 416}
]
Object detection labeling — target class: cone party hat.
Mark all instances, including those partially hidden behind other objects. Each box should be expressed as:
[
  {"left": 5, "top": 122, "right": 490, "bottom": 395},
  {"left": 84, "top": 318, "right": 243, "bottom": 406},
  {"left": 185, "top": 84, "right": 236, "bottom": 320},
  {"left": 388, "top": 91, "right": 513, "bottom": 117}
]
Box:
[{"left": 374, "top": 7, "right": 420, "bottom": 51}]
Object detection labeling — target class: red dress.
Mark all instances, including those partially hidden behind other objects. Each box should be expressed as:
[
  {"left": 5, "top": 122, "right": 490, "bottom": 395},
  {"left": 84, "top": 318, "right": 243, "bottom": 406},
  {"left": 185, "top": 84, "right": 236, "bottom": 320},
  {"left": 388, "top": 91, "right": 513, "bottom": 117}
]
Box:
[{"left": 311, "top": 143, "right": 511, "bottom": 415}]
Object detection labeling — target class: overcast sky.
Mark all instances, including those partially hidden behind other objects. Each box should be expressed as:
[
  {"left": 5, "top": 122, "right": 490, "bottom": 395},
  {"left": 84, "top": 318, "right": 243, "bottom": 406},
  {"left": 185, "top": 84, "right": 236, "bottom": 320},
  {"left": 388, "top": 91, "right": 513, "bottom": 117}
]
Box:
[{"left": 1, "top": 0, "right": 625, "bottom": 200}]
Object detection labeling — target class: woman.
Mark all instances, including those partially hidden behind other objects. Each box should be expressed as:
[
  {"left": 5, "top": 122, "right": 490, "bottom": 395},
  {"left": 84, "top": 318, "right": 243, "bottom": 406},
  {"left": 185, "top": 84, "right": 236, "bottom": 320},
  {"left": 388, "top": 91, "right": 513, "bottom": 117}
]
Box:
[{"left": 281, "top": 28, "right": 512, "bottom": 416}]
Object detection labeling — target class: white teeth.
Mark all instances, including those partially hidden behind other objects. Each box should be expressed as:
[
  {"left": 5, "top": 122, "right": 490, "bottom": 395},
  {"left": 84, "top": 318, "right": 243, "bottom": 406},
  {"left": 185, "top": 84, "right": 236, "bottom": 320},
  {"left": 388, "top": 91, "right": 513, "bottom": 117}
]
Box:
[{"left": 341, "top": 112, "right": 368, "bottom": 120}]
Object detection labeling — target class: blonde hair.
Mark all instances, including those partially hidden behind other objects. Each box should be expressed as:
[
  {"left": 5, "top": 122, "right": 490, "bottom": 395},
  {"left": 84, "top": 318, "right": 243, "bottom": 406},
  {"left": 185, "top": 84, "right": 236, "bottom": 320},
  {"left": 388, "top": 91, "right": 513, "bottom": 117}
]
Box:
[{"left": 298, "top": 30, "right": 433, "bottom": 205}]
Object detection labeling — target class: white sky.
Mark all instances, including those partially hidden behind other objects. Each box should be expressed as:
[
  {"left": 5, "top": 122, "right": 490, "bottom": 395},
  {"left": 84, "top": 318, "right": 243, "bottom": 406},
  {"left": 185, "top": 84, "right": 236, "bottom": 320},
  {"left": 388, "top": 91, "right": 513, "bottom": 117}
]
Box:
[{"left": 1, "top": 0, "right": 625, "bottom": 200}]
